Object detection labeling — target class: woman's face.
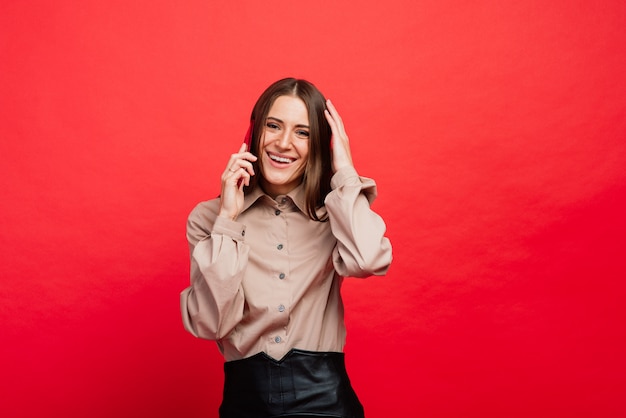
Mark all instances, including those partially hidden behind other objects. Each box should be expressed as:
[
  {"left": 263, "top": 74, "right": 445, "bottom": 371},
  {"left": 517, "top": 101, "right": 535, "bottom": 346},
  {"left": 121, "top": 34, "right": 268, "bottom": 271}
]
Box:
[{"left": 259, "top": 95, "right": 310, "bottom": 198}]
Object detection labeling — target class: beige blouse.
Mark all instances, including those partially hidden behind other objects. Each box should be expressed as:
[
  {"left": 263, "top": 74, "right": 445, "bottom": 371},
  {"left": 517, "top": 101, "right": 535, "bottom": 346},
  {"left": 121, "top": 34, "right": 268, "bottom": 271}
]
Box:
[{"left": 180, "top": 166, "right": 392, "bottom": 361}]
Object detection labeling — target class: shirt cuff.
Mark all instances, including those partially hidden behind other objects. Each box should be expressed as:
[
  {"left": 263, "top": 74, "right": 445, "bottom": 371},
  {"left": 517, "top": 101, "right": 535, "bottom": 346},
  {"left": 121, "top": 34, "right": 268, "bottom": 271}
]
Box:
[
  {"left": 213, "top": 216, "right": 246, "bottom": 241},
  {"left": 330, "top": 165, "right": 361, "bottom": 189}
]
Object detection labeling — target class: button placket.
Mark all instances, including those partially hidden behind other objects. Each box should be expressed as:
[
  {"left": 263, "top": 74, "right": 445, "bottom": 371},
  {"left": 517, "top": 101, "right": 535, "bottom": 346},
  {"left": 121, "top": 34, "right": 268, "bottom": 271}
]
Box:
[{"left": 266, "top": 196, "right": 290, "bottom": 353}]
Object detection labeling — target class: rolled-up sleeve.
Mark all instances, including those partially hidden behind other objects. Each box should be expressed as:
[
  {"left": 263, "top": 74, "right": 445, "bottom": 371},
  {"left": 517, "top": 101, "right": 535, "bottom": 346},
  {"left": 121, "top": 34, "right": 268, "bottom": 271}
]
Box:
[{"left": 325, "top": 166, "right": 393, "bottom": 278}]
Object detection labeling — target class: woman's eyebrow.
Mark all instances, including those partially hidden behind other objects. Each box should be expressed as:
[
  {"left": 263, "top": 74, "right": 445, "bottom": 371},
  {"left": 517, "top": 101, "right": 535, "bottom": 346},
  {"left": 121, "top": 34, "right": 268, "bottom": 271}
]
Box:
[{"left": 266, "top": 116, "right": 309, "bottom": 129}]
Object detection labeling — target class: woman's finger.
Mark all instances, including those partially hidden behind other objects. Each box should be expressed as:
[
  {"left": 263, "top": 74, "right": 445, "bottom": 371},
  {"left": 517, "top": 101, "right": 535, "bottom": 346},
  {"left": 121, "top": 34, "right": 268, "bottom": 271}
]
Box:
[
  {"left": 325, "top": 99, "right": 346, "bottom": 132},
  {"left": 224, "top": 143, "right": 257, "bottom": 176}
]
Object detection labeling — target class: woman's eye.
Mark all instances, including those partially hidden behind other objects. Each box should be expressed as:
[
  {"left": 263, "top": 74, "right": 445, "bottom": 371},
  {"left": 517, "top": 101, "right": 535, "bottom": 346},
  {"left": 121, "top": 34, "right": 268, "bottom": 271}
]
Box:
[
  {"left": 266, "top": 122, "right": 279, "bottom": 130},
  {"left": 296, "top": 130, "right": 310, "bottom": 138}
]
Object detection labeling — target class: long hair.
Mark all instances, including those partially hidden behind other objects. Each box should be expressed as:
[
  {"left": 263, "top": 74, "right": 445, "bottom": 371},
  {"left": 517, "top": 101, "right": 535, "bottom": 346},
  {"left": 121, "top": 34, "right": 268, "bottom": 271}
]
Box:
[{"left": 245, "top": 78, "right": 332, "bottom": 221}]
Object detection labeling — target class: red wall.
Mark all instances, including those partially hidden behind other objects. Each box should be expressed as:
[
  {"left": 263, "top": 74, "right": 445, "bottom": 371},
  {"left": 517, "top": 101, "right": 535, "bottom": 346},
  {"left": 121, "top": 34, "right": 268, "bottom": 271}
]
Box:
[{"left": 2, "top": 1, "right": 625, "bottom": 417}]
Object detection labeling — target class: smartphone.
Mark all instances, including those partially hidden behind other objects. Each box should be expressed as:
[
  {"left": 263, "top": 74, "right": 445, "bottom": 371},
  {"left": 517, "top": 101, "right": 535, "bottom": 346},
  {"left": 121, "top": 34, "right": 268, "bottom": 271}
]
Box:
[{"left": 244, "top": 120, "right": 253, "bottom": 149}]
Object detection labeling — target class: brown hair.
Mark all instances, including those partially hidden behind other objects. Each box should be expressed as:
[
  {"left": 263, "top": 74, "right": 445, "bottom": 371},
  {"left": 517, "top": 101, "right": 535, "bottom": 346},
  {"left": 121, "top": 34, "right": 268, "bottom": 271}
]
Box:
[{"left": 245, "top": 78, "right": 332, "bottom": 221}]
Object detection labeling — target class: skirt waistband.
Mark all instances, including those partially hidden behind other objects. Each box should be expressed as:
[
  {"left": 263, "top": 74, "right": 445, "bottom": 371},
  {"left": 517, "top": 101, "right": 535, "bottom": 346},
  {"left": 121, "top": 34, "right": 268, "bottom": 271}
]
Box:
[{"left": 220, "top": 349, "right": 364, "bottom": 418}]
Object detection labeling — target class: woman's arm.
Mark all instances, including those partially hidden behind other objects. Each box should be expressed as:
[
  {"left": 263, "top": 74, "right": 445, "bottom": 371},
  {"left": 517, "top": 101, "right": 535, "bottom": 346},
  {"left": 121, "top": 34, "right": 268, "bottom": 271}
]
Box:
[
  {"left": 325, "top": 167, "right": 392, "bottom": 278},
  {"left": 180, "top": 143, "right": 257, "bottom": 340},
  {"left": 324, "top": 100, "right": 392, "bottom": 277},
  {"left": 180, "top": 201, "right": 249, "bottom": 341}
]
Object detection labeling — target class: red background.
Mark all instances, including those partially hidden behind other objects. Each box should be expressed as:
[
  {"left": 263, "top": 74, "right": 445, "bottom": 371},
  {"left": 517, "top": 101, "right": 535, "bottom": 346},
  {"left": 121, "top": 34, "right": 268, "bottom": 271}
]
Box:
[{"left": 2, "top": 1, "right": 625, "bottom": 417}]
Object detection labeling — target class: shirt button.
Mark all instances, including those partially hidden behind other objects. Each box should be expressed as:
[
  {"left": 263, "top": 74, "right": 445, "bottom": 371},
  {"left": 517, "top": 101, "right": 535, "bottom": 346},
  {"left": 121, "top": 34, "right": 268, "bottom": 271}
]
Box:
[
  {"left": 241, "top": 230, "right": 245, "bottom": 237},
  {"left": 275, "top": 209, "right": 281, "bottom": 216},
  {"left": 279, "top": 273, "right": 285, "bottom": 280},
  {"left": 281, "top": 197, "right": 287, "bottom": 204},
  {"left": 278, "top": 304, "right": 285, "bottom": 313},
  {"left": 277, "top": 244, "right": 283, "bottom": 250},
  {"left": 274, "top": 336, "right": 282, "bottom": 343}
]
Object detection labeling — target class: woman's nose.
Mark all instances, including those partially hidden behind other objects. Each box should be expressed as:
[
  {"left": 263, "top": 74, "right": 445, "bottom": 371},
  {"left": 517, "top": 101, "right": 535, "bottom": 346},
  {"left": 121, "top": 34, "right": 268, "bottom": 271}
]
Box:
[{"left": 276, "top": 130, "right": 292, "bottom": 148}]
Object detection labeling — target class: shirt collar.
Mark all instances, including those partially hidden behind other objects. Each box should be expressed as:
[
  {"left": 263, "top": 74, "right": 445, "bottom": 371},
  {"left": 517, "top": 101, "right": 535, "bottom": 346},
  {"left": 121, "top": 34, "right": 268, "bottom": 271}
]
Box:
[{"left": 241, "top": 183, "right": 308, "bottom": 214}]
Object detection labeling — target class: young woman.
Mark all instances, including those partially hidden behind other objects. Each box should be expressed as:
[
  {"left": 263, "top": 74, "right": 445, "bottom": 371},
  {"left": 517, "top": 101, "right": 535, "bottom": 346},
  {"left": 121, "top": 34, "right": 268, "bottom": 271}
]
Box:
[{"left": 180, "top": 78, "right": 392, "bottom": 418}]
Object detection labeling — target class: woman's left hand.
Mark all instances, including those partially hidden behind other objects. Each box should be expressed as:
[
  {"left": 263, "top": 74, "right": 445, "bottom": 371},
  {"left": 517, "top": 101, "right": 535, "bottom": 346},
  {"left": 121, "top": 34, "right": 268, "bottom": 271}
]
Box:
[{"left": 324, "top": 99, "right": 354, "bottom": 173}]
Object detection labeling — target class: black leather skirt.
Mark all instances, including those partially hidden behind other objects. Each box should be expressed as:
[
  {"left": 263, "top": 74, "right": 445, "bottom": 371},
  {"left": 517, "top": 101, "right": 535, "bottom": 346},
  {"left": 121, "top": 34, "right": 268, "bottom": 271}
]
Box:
[{"left": 219, "top": 349, "right": 364, "bottom": 418}]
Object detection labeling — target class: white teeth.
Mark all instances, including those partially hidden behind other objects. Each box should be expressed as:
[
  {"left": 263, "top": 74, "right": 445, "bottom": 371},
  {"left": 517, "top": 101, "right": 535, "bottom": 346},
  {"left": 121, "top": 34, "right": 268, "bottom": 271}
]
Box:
[{"left": 269, "top": 154, "right": 294, "bottom": 163}]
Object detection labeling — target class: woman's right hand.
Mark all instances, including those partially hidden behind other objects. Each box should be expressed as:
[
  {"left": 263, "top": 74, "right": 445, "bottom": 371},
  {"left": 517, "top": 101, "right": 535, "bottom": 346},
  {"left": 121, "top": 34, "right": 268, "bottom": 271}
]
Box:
[{"left": 218, "top": 143, "right": 257, "bottom": 221}]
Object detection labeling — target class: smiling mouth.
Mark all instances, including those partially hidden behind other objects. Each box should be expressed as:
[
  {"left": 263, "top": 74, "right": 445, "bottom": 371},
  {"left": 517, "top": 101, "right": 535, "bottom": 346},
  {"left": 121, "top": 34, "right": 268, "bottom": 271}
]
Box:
[{"left": 268, "top": 152, "right": 296, "bottom": 164}]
